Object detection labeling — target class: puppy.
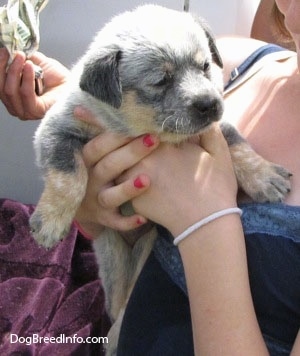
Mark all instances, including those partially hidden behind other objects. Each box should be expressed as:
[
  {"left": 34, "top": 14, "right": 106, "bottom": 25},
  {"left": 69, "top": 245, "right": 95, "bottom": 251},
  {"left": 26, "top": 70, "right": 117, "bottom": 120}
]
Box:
[{"left": 30, "top": 5, "right": 291, "bottom": 354}]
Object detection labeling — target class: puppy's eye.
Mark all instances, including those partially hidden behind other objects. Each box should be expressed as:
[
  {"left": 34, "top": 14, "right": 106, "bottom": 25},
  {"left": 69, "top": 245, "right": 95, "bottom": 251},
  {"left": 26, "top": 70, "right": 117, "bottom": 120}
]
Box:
[
  {"left": 203, "top": 61, "right": 210, "bottom": 71},
  {"left": 154, "top": 73, "right": 172, "bottom": 87},
  {"left": 155, "top": 77, "right": 168, "bottom": 87}
]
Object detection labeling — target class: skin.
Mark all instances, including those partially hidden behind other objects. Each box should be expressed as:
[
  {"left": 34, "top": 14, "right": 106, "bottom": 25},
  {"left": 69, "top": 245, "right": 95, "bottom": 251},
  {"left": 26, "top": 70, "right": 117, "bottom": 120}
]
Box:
[
  {"left": 76, "top": 128, "right": 159, "bottom": 236},
  {"left": 251, "top": 0, "right": 275, "bottom": 42},
  {"left": 0, "top": 49, "right": 69, "bottom": 120},
  {"left": 251, "top": 0, "right": 297, "bottom": 51},
  {"left": 251, "top": 0, "right": 285, "bottom": 47},
  {"left": 0, "top": 0, "right": 299, "bottom": 353}
]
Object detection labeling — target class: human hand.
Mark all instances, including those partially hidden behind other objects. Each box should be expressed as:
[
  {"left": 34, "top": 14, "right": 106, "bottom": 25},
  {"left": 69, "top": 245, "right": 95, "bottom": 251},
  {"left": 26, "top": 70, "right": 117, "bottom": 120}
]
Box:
[
  {"left": 74, "top": 107, "right": 160, "bottom": 238},
  {"left": 122, "top": 124, "right": 238, "bottom": 237},
  {"left": 0, "top": 48, "right": 69, "bottom": 120}
]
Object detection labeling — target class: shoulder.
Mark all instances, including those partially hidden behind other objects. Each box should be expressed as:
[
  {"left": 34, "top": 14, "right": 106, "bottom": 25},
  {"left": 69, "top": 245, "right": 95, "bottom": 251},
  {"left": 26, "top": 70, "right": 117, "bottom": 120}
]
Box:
[{"left": 216, "top": 37, "right": 267, "bottom": 84}]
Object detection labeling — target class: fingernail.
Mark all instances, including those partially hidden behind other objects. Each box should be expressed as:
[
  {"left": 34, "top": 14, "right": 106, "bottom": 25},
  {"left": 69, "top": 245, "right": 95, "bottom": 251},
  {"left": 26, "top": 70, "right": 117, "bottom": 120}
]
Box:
[
  {"left": 134, "top": 176, "right": 145, "bottom": 189},
  {"left": 137, "top": 217, "right": 147, "bottom": 225},
  {"left": 143, "top": 134, "right": 156, "bottom": 147}
]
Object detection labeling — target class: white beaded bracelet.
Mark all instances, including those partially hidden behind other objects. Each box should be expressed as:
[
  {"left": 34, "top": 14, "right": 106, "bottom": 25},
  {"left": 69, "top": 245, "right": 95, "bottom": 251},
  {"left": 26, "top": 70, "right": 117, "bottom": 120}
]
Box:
[{"left": 173, "top": 207, "right": 243, "bottom": 246}]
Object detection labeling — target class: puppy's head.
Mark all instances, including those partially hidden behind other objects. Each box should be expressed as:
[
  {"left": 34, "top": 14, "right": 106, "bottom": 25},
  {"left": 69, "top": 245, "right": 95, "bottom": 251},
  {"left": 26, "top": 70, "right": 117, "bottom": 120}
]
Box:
[{"left": 79, "top": 5, "right": 224, "bottom": 142}]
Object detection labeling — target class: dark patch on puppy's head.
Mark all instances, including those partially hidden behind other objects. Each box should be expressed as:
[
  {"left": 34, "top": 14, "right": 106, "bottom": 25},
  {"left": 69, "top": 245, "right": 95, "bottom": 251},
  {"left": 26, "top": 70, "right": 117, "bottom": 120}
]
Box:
[
  {"left": 193, "top": 15, "right": 223, "bottom": 68},
  {"left": 79, "top": 50, "right": 122, "bottom": 108}
]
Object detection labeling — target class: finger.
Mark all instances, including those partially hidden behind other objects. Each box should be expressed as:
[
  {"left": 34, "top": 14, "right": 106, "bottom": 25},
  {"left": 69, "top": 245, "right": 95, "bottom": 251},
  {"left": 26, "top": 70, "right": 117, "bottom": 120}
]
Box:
[
  {"left": 91, "top": 134, "right": 159, "bottom": 183},
  {"left": 29, "top": 51, "right": 49, "bottom": 67},
  {"left": 2, "top": 52, "right": 26, "bottom": 116},
  {"left": 199, "top": 123, "right": 228, "bottom": 155},
  {"left": 98, "top": 174, "right": 150, "bottom": 209},
  {"left": 19, "top": 61, "right": 44, "bottom": 120},
  {"left": 99, "top": 211, "right": 148, "bottom": 232},
  {"left": 74, "top": 105, "right": 103, "bottom": 127},
  {"left": 0, "top": 48, "right": 9, "bottom": 95},
  {"left": 75, "top": 211, "right": 147, "bottom": 238},
  {"left": 4, "top": 51, "right": 26, "bottom": 91},
  {"left": 20, "top": 61, "right": 36, "bottom": 95},
  {"left": 109, "top": 213, "right": 147, "bottom": 231},
  {"left": 29, "top": 52, "right": 70, "bottom": 88},
  {"left": 82, "top": 132, "right": 132, "bottom": 167}
]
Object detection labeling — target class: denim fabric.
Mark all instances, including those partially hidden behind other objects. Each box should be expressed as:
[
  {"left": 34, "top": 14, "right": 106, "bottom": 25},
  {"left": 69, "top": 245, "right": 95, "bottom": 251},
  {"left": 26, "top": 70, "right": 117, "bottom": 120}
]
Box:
[
  {"left": 242, "top": 203, "right": 300, "bottom": 353},
  {"left": 118, "top": 203, "right": 300, "bottom": 355},
  {"left": 117, "top": 252, "right": 194, "bottom": 356}
]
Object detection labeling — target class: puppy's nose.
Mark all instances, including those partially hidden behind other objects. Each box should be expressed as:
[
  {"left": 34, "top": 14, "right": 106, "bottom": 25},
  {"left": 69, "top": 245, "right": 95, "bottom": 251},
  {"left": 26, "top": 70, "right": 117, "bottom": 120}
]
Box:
[{"left": 192, "top": 96, "right": 222, "bottom": 120}]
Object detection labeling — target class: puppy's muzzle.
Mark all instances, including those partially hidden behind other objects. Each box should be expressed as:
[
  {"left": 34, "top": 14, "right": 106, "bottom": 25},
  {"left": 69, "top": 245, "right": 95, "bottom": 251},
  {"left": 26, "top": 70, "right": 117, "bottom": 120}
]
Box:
[
  {"left": 190, "top": 95, "right": 223, "bottom": 127},
  {"left": 192, "top": 95, "right": 222, "bottom": 116}
]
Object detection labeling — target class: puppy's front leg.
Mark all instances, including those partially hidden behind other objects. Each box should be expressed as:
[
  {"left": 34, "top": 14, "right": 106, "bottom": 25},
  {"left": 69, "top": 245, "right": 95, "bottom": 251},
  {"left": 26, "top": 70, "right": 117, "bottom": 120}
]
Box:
[
  {"left": 220, "top": 122, "right": 292, "bottom": 202},
  {"left": 30, "top": 153, "right": 88, "bottom": 248}
]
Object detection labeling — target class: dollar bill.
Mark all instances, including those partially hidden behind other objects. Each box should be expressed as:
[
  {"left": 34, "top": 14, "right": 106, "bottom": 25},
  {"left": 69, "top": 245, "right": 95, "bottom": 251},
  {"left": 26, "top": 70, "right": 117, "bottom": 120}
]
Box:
[{"left": 0, "top": 0, "right": 48, "bottom": 60}]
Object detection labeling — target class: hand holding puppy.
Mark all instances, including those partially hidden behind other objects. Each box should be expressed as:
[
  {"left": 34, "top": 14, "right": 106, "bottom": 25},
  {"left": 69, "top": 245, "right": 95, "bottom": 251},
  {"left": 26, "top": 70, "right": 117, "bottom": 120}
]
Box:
[
  {"left": 122, "top": 124, "right": 238, "bottom": 237},
  {"left": 74, "top": 107, "right": 160, "bottom": 238}
]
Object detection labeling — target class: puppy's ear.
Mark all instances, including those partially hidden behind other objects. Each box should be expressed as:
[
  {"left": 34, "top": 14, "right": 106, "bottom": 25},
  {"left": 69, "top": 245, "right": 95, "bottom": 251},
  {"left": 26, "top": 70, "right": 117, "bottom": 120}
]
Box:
[
  {"left": 194, "top": 16, "right": 223, "bottom": 68},
  {"left": 205, "top": 32, "right": 223, "bottom": 68},
  {"left": 80, "top": 50, "right": 122, "bottom": 108},
  {"left": 204, "top": 28, "right": 223, "bottom": 68}
]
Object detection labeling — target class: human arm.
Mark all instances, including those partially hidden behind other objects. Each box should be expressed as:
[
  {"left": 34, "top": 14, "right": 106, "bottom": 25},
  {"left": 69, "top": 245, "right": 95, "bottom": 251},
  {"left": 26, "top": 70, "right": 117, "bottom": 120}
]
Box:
[
  {"left": 0, "top": 48, "right": 69, "bottom": 120},
  {"left": 120, "top": 125, "right": 269, "bottom": 355},
  {"left": 179, "top": 214, "right": 268, "bottom": 355}
]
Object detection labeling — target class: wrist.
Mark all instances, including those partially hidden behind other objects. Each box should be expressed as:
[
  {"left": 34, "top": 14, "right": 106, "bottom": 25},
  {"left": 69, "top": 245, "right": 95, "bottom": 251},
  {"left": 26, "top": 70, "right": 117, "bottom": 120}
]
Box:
[
  {"left": 168, "top": 199, "right": 239, "bottom": 238},
  {"left": 177, "top": 210, "right": 244, "bottom": 254},
  {"left": 173, "top": 207, "right": 242, "bottom": 246}
]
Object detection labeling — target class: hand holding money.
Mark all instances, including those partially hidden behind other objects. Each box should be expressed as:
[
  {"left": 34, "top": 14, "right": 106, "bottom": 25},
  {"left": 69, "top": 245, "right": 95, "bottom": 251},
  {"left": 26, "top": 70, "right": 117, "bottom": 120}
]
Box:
[
  {"left": 0, "top": 0, "right": 70, "bottom": 121},
  {"left": 0, "top": 0, "right": 48, "bottom": 94},
  {"left": 0, "top": 48, "right": 70, "bottom": 120}
]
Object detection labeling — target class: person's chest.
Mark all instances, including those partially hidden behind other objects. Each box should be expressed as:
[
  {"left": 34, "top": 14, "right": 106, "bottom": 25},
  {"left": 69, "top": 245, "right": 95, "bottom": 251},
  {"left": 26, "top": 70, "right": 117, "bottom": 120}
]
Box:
[{"left": 223, "top": 62, "right": 300, "bottom": 205}]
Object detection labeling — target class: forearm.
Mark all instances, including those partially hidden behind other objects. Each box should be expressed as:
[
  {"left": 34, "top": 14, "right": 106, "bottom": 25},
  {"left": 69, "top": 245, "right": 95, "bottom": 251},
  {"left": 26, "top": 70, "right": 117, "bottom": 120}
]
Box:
[{"left": 178, "top": 213, "right": 268, "bottom": 356}]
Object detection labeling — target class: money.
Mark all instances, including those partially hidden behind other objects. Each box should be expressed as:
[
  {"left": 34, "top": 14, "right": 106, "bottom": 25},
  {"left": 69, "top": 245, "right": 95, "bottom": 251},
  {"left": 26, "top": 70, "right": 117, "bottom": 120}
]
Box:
[{"left": 0, "top": 0, "right": 48, "bottom": 60}]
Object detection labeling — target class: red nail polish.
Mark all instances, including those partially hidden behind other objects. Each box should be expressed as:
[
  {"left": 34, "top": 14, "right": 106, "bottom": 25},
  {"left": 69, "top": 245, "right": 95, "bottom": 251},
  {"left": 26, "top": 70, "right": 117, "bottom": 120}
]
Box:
[
  {"left": 134, "top": 177, "right": 145, "bottom": 189},
  {"left": 137, "top": 217, "right": 145, "bottom": 225},
  {"left": 143, "top": 134, "right": 155, "bottom": 147}
]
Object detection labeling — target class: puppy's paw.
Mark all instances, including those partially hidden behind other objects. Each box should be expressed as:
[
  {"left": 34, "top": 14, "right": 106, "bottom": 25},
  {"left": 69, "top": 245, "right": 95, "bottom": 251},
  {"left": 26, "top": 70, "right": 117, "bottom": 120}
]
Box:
[
  {"left": 240, "top": 161, "right": 292, "bottom": 203},
  {"left": 29, "top": 210, "right": 70, "bottom": 249},
  {"left": 230, "top": 142, "right": 292, "bottom": 203}
]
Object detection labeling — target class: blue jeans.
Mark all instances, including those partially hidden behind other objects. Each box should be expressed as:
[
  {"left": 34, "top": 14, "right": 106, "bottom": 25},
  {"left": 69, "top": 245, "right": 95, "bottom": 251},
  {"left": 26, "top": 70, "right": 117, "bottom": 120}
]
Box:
[
  {"left": 117, "top": 252, "right": 292, "bottom": 356},
  {"left": 117, "top": 203, "right": 300, "bottom": 355},
  {"left": 118, "top": 252, "right": 194, "bottom": 355}
]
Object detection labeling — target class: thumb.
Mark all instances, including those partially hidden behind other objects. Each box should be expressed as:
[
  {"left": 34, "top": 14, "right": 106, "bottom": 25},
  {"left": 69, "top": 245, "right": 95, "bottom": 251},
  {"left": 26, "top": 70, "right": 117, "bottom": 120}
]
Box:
[
  {"left": 28, "top": 52, "right": 49, "bottom": 66},
  {"left": 199, "top": 123, "right": 228, "bottom": 156}
]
